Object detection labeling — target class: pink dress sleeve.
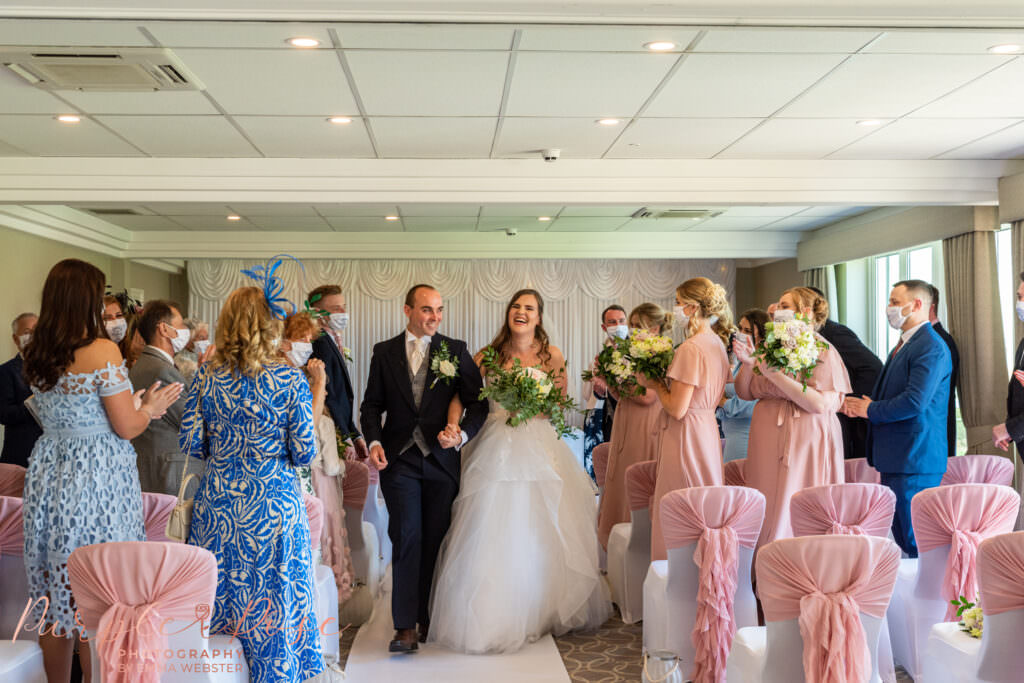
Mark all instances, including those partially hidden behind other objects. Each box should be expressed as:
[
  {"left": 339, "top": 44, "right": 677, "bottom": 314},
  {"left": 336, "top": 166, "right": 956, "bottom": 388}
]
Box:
[
  {"left": 810, "top": 339, "right": 852, "bottom": 395},
  {"left": 667, "top": 340, "right": 703, "bottom": 386}
]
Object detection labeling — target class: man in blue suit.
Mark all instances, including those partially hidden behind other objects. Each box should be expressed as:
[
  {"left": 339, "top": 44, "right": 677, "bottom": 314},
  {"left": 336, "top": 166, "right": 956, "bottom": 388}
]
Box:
[{"left": 843, "top": 279, "right": 951, "bottom": 557}]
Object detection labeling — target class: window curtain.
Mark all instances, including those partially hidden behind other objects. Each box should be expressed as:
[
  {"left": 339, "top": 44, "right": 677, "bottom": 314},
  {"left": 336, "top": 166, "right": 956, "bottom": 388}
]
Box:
[
  {"left": 942, "top": 231, "right": 1009, "bottom": 455},
  {"left": 187, "top": 258, "right": 736, "bottom": 427},
  {"left": 802, "top": 265, "right": 839, "bottom": 318}
]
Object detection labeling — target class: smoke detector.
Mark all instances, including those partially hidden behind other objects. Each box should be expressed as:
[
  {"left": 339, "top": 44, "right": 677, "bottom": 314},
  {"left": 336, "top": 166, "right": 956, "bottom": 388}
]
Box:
[{"left": 1, "top": 47, "right": 203, "bottom": 91}]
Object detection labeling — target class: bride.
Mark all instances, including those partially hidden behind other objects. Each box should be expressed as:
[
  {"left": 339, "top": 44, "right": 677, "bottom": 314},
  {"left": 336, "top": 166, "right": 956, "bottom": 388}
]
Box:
[{"left": 428, "top": 288, "right": 611, "bottom": 654}]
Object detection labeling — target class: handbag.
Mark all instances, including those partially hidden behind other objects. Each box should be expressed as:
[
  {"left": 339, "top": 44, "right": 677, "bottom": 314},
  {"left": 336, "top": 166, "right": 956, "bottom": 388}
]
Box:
[{"left": 165, "top": 372, "right": 206, "bottom": 542}]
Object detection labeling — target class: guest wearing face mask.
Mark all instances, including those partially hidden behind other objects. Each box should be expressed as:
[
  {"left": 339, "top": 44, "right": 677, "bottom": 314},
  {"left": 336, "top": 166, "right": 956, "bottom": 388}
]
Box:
[
  {"left": 995, "top": 273, "right": 1024, "bottom": 457},
  {"left": 106, "top": 291, "right": 145, "bottom": 368},
  {"left": 0, "top": 312, "right": 42, "bottom": 467},
  {"left": 581, "top": 305, "right": 627, "bottom": 476},
  {"left": 843, "top": 280, "right": 950, "bottom": 557},
  {"left": 719, "top": 309, "right": 766, "bottom": 463},
  {"left": 596, "top": 305, "right": 628, "bottom": 442},
  {"left": 130, "top": 300, "right": 205, "bottom": 497},
  {"left": 309, "top": 284, "right": 368, "bottom": 462},
  {"left": 174, "top": 318, "right": 211, "bottom": 384},
  {"left": 102, "top": 295, "right": 128, "bottom": 345}
]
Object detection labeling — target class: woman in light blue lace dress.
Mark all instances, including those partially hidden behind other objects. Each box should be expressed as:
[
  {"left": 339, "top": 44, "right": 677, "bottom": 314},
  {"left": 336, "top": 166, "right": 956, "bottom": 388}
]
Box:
[
  {"left": 21, "top": 259, "right": 183, "bottom": 681},
  {"left": 180, "top": 286, "right": 323, "bottom": 683}
]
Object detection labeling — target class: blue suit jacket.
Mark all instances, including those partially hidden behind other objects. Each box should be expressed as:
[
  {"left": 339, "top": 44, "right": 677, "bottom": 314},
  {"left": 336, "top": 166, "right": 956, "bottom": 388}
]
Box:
[
  {"left": 311, "top": 333, "right": 360, "bottom": 437},
  {"left": 866, "top": 322, "right": 951, "bottom": 475}
]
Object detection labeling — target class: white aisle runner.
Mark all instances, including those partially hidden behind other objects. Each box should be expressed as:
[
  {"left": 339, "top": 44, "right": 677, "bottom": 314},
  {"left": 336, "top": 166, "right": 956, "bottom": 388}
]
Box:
[{"left": 344, "top": 574, "right": 571, "bottom": 683}]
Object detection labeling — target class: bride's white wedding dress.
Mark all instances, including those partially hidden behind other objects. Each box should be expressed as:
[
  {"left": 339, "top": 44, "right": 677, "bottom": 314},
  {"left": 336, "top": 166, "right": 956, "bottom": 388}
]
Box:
[{"left": 428, "top": 394, "right": 612, "bottom": 654}]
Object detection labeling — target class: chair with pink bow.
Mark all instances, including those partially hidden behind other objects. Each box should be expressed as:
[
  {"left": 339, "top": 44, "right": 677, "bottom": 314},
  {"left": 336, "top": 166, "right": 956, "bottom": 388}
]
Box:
[
  {"left": 342, "top": 459, "right": 381, "bottom": 600},
  {"left": 941, "top": 454, "right": 1014, "bottom": 487},
  {"left": 361, "top": 457, "right": 392, "bottom": 569},
  {"left": 728, "top": 534, "right": 900, "bottom": 683},
  {"left": 844, "top": 457, "right": 882, "bottom": 484},
  {"left": 0, "top": 495, "right": 45, "bottom": 683},
  {"left": 592, "top": 442, "right": 610, "bottom": 494},
  {"left": 606, "top": 460, "right": 656, "bottom": 624},
  {"left": 723, "top": 458, "right": 746, "bottom": 487},
  {"left": 924, "top": 531, "right": 1024, "bottom": 683},
  {"left": 643, "top": 486, "right": 764, "bottom": 683},
  {"left": 0, "top": 463, "right": 26, "bottom": 496},
  {"left": 886, "top": 483, "right": 1020, "bottom": 680},
  {"left": 303, "top": 493, "right": 340, "bottom": 666},
  {"left": 68, "top": 541, "right": 248, "bottom": 682},
  {"left": 141, "top": 492, "right": 177, "bottom": 543}
]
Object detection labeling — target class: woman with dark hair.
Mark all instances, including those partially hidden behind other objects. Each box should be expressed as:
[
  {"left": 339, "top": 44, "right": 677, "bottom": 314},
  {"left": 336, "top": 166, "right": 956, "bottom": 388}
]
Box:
[
  {"left": 429, "top": 288, "right": 610, "bottom": 654},
  {"left": 21, "top": 258, "right": 182, "bottom": 681},
  {"left": 719, "top": 308, "right": 769, "bottom": 463}
]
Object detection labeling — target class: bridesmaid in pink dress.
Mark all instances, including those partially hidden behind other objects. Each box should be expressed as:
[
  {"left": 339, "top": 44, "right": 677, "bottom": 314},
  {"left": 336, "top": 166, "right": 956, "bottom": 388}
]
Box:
[
  {"left": 639, "top": 278, "right": 733, "bottom": 561},
  {"left": 597, "top": 303, "right": 670, "bottom": 549},
  {"left": 734, "top": 286, "right": 850, "bottom": 548}
]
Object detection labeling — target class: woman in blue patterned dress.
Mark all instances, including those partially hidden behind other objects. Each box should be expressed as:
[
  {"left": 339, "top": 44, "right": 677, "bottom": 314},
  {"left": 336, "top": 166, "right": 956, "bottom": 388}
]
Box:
[
  {"left": 22, "top": 258, "right": 183, "bottom": 681},
  {"left": 179, "top": 286, "right": 323, "bottom": 683}
]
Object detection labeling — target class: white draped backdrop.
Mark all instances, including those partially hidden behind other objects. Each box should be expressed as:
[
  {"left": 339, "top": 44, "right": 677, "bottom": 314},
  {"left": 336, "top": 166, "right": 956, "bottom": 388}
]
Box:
[{"left": 188, "top": 259, "right": 736, "bottom": 427}]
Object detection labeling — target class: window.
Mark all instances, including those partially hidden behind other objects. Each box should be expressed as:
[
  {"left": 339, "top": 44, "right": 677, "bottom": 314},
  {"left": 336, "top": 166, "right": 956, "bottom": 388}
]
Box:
[
  {"left": 864, "top": 243, "right": 943, "bottom": 357},
  {"left": 995, "top": 226, "right": 1014, "bottom": 371}
]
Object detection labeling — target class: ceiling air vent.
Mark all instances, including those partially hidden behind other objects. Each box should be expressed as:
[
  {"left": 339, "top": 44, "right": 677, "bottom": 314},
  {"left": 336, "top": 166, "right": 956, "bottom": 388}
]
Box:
[
  {"left": 86, "top": 208, "right": 142, "bottom": 216},
  {"left": 631, "top": 208, "right": 723, "bottom": 220},
  {"left": 0, "top": 48, "right": 203, "bottom": 91}
]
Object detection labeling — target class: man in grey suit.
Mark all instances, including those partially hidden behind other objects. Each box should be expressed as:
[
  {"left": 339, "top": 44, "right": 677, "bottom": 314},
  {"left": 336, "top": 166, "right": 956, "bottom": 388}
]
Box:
[{"left": 130, "top": 300, "right": 204, "bottom": 497}]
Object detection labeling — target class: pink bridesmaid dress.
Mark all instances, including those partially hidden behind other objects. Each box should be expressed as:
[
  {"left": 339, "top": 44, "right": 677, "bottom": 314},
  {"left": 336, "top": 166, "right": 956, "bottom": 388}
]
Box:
[
  {"left": 597, "top": 390, "right": 662, "bottom": 549},
  {"left": 650, "top": 330, "right": 730, "bottom": 561},
  {"left": 737, "top": 338, "right": 850, "bottom": 548}
]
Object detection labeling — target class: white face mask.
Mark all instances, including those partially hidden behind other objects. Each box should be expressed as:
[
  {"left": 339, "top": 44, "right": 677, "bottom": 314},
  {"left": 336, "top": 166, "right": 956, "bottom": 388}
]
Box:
[
  {"left": 773, "top": 309, "right": 795, "bottom": 323},
  {"left": 193, "top": 339, "right": 211, "bottom": 355},
  {"left": 105, "top": 318, "right": 127, "bottom": 344},
  {"left": 17, "top": 333, "right": 31, "bottom": 351},
  {"left": 328, "top": 312, "right": 349, "bottom": 332},
  {"left": 1015, "top": 301, "right": 1024, "bottom": 323},
  {"left": 734, "top": 331, "right": 752, "bottom": 348},
  {"left": 886, "top": 303, "right": 911, "bottom": 330},
  {"left": 286, "top": 341, "right": 314, "bottom": 368},
  {"left": 167, "top": 324, "right": 191, "bottom": 354},
  {"left": 673, "top": 305, "right": 690, "bottom": 328},
  {"left": 606, "top": 324, "right": 629, "bottom": 340}
]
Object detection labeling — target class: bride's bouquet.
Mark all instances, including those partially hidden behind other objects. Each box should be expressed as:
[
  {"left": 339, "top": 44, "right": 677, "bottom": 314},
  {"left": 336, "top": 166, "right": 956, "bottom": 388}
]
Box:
[
  {"left": 479, "top": 346, "right": 579, "bottom": 438},
  {"left": 626, "top": 329, "right": 675, "bottom": 386},
  {"left": 753, "top": 312, "right": 827, "bottom": 391},
  {"left": 581, "top": 341, "right": 644, "bottom": 398}
]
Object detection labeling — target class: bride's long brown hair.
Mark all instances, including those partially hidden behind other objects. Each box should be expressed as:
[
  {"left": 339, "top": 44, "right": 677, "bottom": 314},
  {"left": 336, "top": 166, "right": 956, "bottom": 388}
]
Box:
[{"left": 485, "top": 289, "right": 551, "bottom": 368}]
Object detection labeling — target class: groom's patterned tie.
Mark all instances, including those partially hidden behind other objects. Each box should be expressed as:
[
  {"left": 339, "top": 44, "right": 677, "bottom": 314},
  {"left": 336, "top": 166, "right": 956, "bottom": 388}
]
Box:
[{"left": 410, "top": 339, "right": 426, "bottom": 375}]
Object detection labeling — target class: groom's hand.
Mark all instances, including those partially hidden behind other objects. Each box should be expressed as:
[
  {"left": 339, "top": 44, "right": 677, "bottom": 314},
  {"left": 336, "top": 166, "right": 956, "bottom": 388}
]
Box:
[
  {"left": 437, "top": 425, "right": 461, "bottom": 449},
  {"left": 354, "top": 437, "right": 369, "bottom": 460},
  {"left": 368, "top": 443, "right": 388, "bottom": 470}
]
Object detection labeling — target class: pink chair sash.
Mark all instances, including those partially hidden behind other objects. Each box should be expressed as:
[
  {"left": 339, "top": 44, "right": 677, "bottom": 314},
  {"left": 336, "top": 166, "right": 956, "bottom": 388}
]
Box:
[
  {"left": 68, "top": 541, "right": 218, "bottom": 683},
  {"left": 978, "top": 531, "right": 1024, "bottom": 616},
  {"left": 140, "top": 492, "right": 176, "bottom": 543},
  {"left": 843, "top": 458, "right": 881, "bottom": 485},
  {"left": 941, "top": 455, "right": 1014, "bottom": 487},
  {"left": 0, "top": 463, "right": 26, "bottom": 497},
  {"left": 592, "top": 442, "right": 610, "bottom": 487},
  {"left": 756, "top": 535, "right": 900, "bottom": 683},
  {"left": 912, "top": 483, "right": 1020, "bottom": 620},
  {"left": 0, "top": 495, "right": 24, "bottom": 557},
  {"left": 624, "top": 460, "right": 657, "bottom": 511},
  {"left": 723, "top": 459, "right": 746, "bottom": 487},
  {"left": 303, "top": 493, "right": 324, "bottom": 551},
  {"left": 660, "top": 486, "right": 766, "bottom": 683},
  {"left": 342, "top": 459, "right": 369, "bottom": 510},
  {"left": 790, "top": 484, "right": 896, "bottom": 537}
]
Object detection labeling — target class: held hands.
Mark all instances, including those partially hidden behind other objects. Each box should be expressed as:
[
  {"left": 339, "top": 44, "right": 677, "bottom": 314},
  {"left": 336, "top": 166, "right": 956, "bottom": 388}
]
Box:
[
  {"left": 368, "top": 443, "right": 388, "bottom": 471},
  {"left": 354, "top": 436, "right": 369, "bottom": 460},
  {"left": 993, "top": 423, "right": 1012, "bottom": 451},
  {"left": 437, "top": 423, "right": 463, "bottom": 449},
  {"left": 841, "top": 395, "right": 872, "bottom": 419},
  {"left": 137, "top": 380, "right": 184, "bottom": 420}
]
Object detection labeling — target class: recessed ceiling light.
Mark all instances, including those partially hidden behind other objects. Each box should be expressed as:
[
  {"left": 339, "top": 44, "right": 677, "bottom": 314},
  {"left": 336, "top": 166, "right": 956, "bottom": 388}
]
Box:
[
  {"left": 226, "top": 215, "right": 241, "bottom": 221},
  {"left": 287, "top": 37, "right": 320, "bottom": 48},
  {"left": 384, "top": 215, "right": 400, "bottom": 221},
  {"left": 988, "top": 44, "right": 1022, "bottom": 54},
  {"left": 327, "top": 116, "right": 352, "bottom": 124},
  {"left": 596, "top": 118, "right": 621, "bottom": 126},
  {"left": 644, "top": 41, "right": 677, "bottom": 52},
  {"left": 856, "top": 119, "right": 883, "bottom": 127},
  {"left": 56, "top": 114, "right": 81, "bottom": 123},
  {"left": 538, "top": 216, "right": 552, "bottom": 221}
]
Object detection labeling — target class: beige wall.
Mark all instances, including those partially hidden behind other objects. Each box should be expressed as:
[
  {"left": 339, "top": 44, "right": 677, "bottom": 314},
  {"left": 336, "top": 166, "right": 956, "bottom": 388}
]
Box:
[
  {"left": 0, "top": 224, "right": 187, "bottom": 359},
  {"left": 735, "top": 258, "right": 803, "bottom": 315}
]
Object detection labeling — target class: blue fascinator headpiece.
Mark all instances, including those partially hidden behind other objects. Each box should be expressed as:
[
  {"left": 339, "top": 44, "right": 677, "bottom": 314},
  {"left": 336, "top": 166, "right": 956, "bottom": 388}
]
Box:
[{"left": 240, "top": 254, "right": 306, "bottom": 320}]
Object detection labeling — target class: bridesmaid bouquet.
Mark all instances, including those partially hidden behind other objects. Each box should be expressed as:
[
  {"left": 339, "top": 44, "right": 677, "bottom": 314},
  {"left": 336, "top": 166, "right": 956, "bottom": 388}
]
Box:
[
  {"left": 479, "top": 346, "right": 579, "bottom": 438},
  {"left": 626, "top": 330, "right": 675, "bottom": 386},
  {"left": 753, "top": 312, "right": 828, "bottom": 391},
  {"left": 581, "top": 342, "right": 644, "bottom": 397}
]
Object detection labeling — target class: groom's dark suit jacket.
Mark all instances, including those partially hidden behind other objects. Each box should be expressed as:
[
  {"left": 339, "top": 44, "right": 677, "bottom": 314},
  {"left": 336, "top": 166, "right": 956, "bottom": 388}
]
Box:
[{"left": 360, "top": 333, "right": 488, "bottom": 481}]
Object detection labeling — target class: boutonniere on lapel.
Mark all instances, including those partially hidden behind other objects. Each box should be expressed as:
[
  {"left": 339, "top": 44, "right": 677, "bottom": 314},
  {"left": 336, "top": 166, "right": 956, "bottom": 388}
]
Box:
[
  {"left": 429, "top": 341, "right": 459, "bottom": 388},
  {"left": 343, "top": 347, "right": 353, "bottom": 363}
]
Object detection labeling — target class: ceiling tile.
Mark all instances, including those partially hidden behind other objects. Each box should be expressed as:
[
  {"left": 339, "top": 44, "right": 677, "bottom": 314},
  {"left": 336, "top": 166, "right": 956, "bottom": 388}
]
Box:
[
  {"left": 696, "top": 28, "right": 880, "bottom": 53},
  {"left": 0, "top": 19, "right": 151, "bottom": 46},
  {"left": 0, "top": 68, "right": 70, "bottom": 114},
  {"left": 226, "top": 203, "right": 318, "bottom": 216},
  {"left": 400, "top": 204, "right": 480, "bottom": 216},
  {"left": 547, "top": 217, "right": 631, "bottom": 231},
  {"left": 0, "top": 115, "right": 142, "bottom": 156},
  {"left": 517, "top": 26, "right": 700, "bottom": 52},
  {"left": 146, "top": 21, "right": 333, "bottom": 48},
  {"left": 797, "top": 206, "right": 871, "bottom": 217},
  {"left": 98, "top": 116, "right": 259, "bottom": 156},
  {"left": 324, "top": 217, "right": 403, "bottom": 231},
  {"left": 244, "top": 216, "right": 332, "bottom": 230},
  {"left": 938, "top": 121, "right": 1024, "bottom": 159},
  {"left": 174, "top": 49, "right": 358, "bottom": 115},
  {"left": 233, "top": 116, "right": 375, "bottom": 157},
  {"left": 505, "top": 52, "right": 676, "bottom": 117},
  {"left": 59, "top": 90, "right": 218, "bottom": 116},
  {"left": 315, "top": 204, "right": 398, "bottom": 217},
  {"left": 86, "top": 215, "right": 185, "bottom": 230},
  {"left": 829, "top": 118, "right": 1021, "bottom": 159},
  {"left": 345, "top": 51, "right": 508, "bottom": 116},
  {"left": 686, "top": 216, "right": 779, "bottom": 230},
  {"left": 866, "top": 30, "right": 1024, "bottom": 54},
  {"left": 717, "top": 119, "right": 878, "bottom": 158},
  {"left": 402, "top": 217, "right": 479, "bottom": 231},
  {"left": 142, "top": 203, "right": 233, "bottom": 215},
  {"left": 494, "top": 117, "right": 623, "bottom": 158},
  {"left": 721, "top": 206, "right": 810, "bottom": 217},
  {"left": 606, "top": 118, "right": 759, "bottom": 158},
  {"left": 477, "top": 216, "right": 551, "bottom": 232},
  {"left": 645, "top": 54, "right": 847, "bottom": 118},
  {"left": 371, "top": 117, "right": 496, "bottom": 157},
  {"left": 911, "top": 58, "right": 1024, "bottom": 118},
  {"left": 479, "top": 205, "right": 562, "bottom": 217},
  {"left": 168, "top": 215, "right": 254, "bottom": 230},
  {"left": 335, "top": 24, "right": 514, "bottom": 50},
  {"left": 781, "top": 54, "right": 1011, "bottom": 118},
  {"left": 616, "top": 218, "right": 705, "bottom": 232},
  {"left": 558, "top": 206, "right": 641, "bottom": 217}
]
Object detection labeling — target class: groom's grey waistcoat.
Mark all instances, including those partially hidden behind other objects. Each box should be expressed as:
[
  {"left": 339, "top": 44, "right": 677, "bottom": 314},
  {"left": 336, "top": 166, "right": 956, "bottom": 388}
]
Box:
[{"left": 404, "top": 354, "right": 430, "bottom": 455}]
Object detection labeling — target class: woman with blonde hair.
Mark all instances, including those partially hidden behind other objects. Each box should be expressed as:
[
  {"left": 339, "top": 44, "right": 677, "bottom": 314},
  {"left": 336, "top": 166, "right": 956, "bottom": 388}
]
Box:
[
  {"left": 734, "top": 286, "right": 851, "bottom": 547},
  {"left": 638, "top": 277, "right": 733, "bottom": 561},
  {"left": 597, "top": 303, "right": 670, "bottom": 550},
  {"left": 179, "top": 287, "right": 323, "bottom": 683}
]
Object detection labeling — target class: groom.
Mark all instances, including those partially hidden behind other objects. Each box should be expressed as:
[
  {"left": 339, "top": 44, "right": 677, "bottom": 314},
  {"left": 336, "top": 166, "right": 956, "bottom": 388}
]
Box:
[{"left": 360, "top": 283, "right": 488, "bottom": 653}]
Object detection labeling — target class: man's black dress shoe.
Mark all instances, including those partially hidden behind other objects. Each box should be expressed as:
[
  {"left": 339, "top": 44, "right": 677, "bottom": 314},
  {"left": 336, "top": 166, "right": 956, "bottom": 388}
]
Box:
[{"left": 389, "top": 628, "right": 419, "bottom": 654}]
